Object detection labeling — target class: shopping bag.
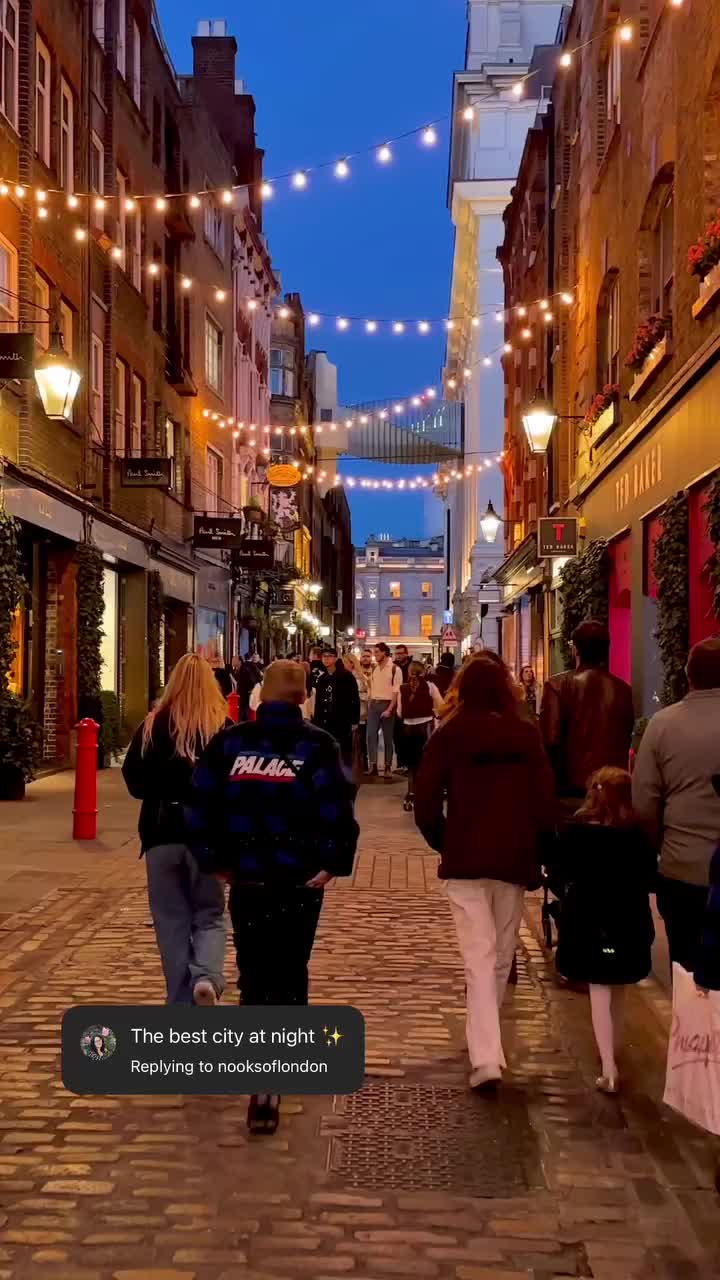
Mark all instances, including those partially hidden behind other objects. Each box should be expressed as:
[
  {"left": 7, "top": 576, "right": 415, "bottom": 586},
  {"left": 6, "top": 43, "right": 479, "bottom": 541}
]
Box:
[{"left": 663, "top": 962, "right": 720, "bottom": 1137}]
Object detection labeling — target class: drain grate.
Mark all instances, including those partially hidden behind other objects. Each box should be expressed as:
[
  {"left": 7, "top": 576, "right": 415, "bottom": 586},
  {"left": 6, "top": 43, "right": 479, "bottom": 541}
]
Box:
[{"left": 329, "top": 1082, "right": 535, "bottom": 1194}]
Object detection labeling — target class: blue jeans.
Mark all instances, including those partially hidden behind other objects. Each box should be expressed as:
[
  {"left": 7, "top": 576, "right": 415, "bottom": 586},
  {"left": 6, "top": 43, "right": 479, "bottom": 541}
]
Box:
[
  {"left": 145, "top": 843, "right": 227, "bottom": 1004},
  {"left": 367, "top": 699, "right": 395, "bottom": 768}
]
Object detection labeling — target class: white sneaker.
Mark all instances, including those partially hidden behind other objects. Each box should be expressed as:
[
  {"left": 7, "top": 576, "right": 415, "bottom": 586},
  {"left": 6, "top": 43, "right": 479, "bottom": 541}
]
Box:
[
  {"left": 193, "top": 979, "right": 217, "bottom": 1006},
  {"left": 469, "top": 1064, "right": 502, "bottom": 1092}
]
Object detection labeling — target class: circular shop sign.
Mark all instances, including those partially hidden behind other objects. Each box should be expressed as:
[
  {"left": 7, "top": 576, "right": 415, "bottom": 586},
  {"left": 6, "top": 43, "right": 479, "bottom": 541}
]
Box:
[{"left": 267, "top": 462, "right": 302, "bottom": 488}]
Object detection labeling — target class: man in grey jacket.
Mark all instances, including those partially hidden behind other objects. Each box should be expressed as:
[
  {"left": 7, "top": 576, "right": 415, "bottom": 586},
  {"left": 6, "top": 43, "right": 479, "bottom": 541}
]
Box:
[{"left": 632, "top": 637, "right": 720, "bottom": 974}]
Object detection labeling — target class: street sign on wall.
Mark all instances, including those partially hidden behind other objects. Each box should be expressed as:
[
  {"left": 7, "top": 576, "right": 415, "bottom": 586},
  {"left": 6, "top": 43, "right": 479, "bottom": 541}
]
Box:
[
  {"left": 537, "top": 517, "right": 579, "bottom": 558},
  {"left": 440, "top": 624, "right": 458, "bottom": 643},
  {"left": 121, "top": 457, "right": 172, "bottom": 488},
  {"left": 193, "top": 517, "right": 245, "bottom": 549},
  {"left": 0, "top": 333, "right": 35, "bottom": 380}
]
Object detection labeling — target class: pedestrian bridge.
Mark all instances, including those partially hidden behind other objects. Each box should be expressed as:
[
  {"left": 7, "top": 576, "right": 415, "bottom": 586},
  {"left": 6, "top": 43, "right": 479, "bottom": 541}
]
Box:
[{"left": 341, "top": 398, "right": 463, "bottom": 464}]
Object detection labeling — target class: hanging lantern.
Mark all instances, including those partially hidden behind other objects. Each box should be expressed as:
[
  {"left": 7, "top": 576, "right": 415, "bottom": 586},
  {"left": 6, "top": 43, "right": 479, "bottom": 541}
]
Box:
[
  {"left": 480, "top": 500, "right": 502, "bottom": 544},
  {"left": 521, "top": 395, "right": 556, "bottom": 454},
  {"left": 34, "top": 331, "right": 82, "bottom": 421}
]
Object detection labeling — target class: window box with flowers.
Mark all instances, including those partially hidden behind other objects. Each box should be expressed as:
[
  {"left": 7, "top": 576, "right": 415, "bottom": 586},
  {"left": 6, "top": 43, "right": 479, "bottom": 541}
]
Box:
[
  {"left": 688, "top": 214, "right": 720, "bottom": 319},
  {"left": 626, "top": 315, "right": 672, "bottom": 402},
  {"left": 583, "top": 383, "right": 620, "bottom": 447}
]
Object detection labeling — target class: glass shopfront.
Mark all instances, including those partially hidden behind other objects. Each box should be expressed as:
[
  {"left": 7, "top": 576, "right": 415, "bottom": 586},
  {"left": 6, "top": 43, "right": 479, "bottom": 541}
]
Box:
[
  {"left": 100, "top": 567, "right": 119, "bottom": 693},
  {"left": 196, "top": 608, "right": 226, "bottom": 663}
]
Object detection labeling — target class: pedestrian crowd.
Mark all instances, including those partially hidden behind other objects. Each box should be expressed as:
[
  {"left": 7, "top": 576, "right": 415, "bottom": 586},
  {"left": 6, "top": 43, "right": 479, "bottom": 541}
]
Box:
[{"left": 122, "top": 624, "right": 720, "bottom": 1147}]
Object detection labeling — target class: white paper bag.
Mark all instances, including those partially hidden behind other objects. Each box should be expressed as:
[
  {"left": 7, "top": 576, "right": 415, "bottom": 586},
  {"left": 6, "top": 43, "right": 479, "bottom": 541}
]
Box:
[{"left": 664, "top": 962, "right": 720, "bottom": 1137}]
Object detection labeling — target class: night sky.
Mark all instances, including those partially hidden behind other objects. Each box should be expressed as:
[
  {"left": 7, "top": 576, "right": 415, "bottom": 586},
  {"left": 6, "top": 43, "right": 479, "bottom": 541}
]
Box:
[{"left": 160, "top": 0, "right": 466, "bottom": 545}]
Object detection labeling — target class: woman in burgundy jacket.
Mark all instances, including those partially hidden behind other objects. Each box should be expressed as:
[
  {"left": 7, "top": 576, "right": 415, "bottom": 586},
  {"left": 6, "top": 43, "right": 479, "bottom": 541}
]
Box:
[{"left": 414, "top": 655, "right": 556, "bottom": 1092}]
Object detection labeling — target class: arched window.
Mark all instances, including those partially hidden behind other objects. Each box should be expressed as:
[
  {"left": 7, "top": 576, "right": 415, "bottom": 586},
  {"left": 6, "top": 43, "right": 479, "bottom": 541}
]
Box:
[{"left": 596, "top": 270, "right": 620, "bottom": 386}]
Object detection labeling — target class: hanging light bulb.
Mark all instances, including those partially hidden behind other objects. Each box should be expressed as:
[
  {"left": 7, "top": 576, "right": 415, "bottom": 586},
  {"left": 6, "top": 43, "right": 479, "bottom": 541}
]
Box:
[
  {"left": 247, "top": 298, "right": 257, "bottom": 310},
  {"left": 445, "top": 319, "right": 455, "bottom": 330},
  {"left": 392, "top": 321, "right": 405, "bottom": 334},
  {"left": 278, "top": 306, "right": 290, "bottom": 319},
  {"left": 482, "top": 356, "right": 492, "bottom": 367},
  {"left": 125, "top": 197, "right": 136, "bottom": 212},
  {"left": 38, "top": 206, "right": 48, "bottom": 220},
  {"left": 0, "top": 183, "right": 8, "bottom": 197},
  {"left": 260, "top": 181, "right": 273, "bottom": 199},
  {"left": 472, "top": 316, "right": 480, "bottom": 328},
  {"left": 365, "top": 320, "right": 377, "bottom": 333},
  {"left": 544, "top": 311, "right": 554, "bottom": 323},
  {"left": 111, "top": 245, "right": 122, "bottom": 259},
  {"left": 561, "top": 291, "right": 574, "bottom": 305},
  {"left": 426, "top": 387, "right": 437, "bottom": 399},
  {"left": 521, "top": 326, "right": 532, "bottom": 339},
  {"left": 15, "top": 186, "right": 24, "bottom": 199},
  {"left": 421, "top": 125, "right": 437, "bottom": 146},
  {"left": 215, "top": 289, "right": 227, "bottom": 302},
  {"left": 517, "top": 305, "right": 528, "bottom": 317},
  {"left": 337, "top": 317, "right": 349, "bottom": 330},
  {"left": 292, "top": 171, "right": 308, "bottom": 189},
  {"left": 148, "top": 261, "right": 160, "bottom": 276},
  {"left": 503, "top": 342, "right": 513, "bottom": 354},
  {"left": 377, "top": 143, "right": 392, "bottom": 164},
  {"left": 221, "top": 189, "right": 233, "bottom": 204},
  {"left": 463, "top": 105, "right": 474, "bottom": 121},
  {"left": 447, "top": 377, "right": 457, "bottom": 390},
  {"left": 539, "top": 298, "right": 549, "bottom": 310},
  {"left": 308, "top": 313, "right": 320, "bottom": 326},
  {"left": 94, "top": 196, "right": 106, "bottom": 211},
  {"left": 618, "top": 22, "right": 633, "bottom": 42},
  {"left": 412, "top": 396, "right": 421, "bottom": 407},
  {"left": 394, "top": 403, "right": 404, "bottom": 414},
  {"left": 463, "top": 367, "right": 472, "bottom": 379},
  {"left": 154, "top": 196, "right": 167, "bottom": 211},
  {"left": 512, "top": 82, "right": 524, "bottom": 97},
  {"left": 335, "top": 159, "right": 350, "bottom": 179},
  {"left": 418, "top": 321, "right": 430, "bottom": 334},
  {"left": 66, "top": 193, "right": 78, "bottom": 209},
  {"left": 36, "top": 189, "right": 47, "bottom": 203},
  {"left": 74, "top": 227, "right": 86, "bottom": 241},
  {"left": 181, "top": 277, "right": 192, "bottom": 290},
  {"left": 559, "top": 51, "right": 573, "bottom": 68},
  {"left": 189, "top": 194, "right": 201, "bottom": 210}
]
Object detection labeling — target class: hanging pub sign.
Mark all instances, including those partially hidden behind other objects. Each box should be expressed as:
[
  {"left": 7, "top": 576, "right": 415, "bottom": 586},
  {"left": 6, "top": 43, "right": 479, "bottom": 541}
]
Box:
[
  {"left": 193, "top": 516, "right": 245, "bottom": 549},
  {"left": 270, "top": 484, "right": 301, "bottom": 530},
  {"left": 537, "top": 516, "right": 579, "bottom": 558},
  {"left": 233, "top": 539, "right": 275, "bottom": 570},
  {"left": 0, "top": 333, "right": 35, "bottom": 380},
  {"left": 266, "top": 462, "right": 302, "bottom": 488},
  {"left": 121, "top": 457, "right": 172, "bottom": 488}
]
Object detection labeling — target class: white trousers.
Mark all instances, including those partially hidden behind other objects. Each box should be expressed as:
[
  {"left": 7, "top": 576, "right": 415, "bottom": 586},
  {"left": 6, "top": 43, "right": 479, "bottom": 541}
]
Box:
[{"left": 444, "top": 878, "right": 525, "bottom": 1071}]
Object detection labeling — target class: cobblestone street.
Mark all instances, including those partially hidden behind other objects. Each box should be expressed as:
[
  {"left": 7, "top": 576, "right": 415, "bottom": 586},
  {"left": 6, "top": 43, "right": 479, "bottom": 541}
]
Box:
[{"left": 0, "top": 774, "right": 718, "bottom": 1279}]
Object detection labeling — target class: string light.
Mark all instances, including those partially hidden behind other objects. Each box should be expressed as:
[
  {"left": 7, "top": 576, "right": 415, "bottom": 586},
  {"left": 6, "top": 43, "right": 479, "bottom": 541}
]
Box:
[
  {"left": 74, "top": 227, "right": 86, "bottom": 241},
  {"left": 221, "top": 189, "right": 233, "bottom": 205},
  {"left": 15, "top": 186, "right": 24, "bottom": 199},
  {"left": 215, "top": 289, "right": 227, "bottom": 302},
  {"left": 308, "top": 313, "right": 320, "bottom": 326},
  {"left": 463, "top": 106, "right": 474, "bottom": 121},
  {"left": 125, "top": 197, "right": 136, "bottom": 212},
  {"left": 335, "top": 159, "right": 350, "bottom": 179},
  {"left": 148, "top": 262, "right": 160, "bottom": 276},
  {"left": 246, "top": 298, "right": 257, "bottom": 310},
  {"left": 189, "top": 194, "right": 201, "bottom": 210},
  {"left": 0, "top": 183, "right": 8, "bottom": 197},
  {"left": 337, "top": 317, "right": 349, "bottom": 330},
  {"left": 260, "top": 182, "right": 273, "bottom": 199},
  {"left": 292, "top": 171, "right": 308, "bottom": 189},
  {"left": 618, "top": 22, "right": 633, "bottom": 41},
  {"left": 472, "top": 316, "right": 480, "bottom": 327},
  {"left": 521, "top": 327, "right": 532, "bottom": 339},
  {"left": 154, "top": 197, "right": 167, "bottom": 211},
  {"left": 561, "top": 291, "right": 574, "bottom": 305},
  {"left": 278, "top": 306, "right": 290, "bottom": 319},
  {"left": 512, "top": 82, "right": 524, "bottom": 98},
  {"left": 36, "top": 189, "right": 47, "bottom": 203},
  {"left": 67, "top": 193, "right": 78, "bottom": 208},
  {"left": 393, "top": 322, "right": 405, "bottom": 334},
  {"left": 544, "top": 311, "right": 554, "bottom": 324},
  {"left": 559, "top": 52, "right": 573, "bottom": 68},
  {"left": 418, "top": 321, "right": 430, "bottom": 334},
  {"left": 482, "top": 356, "right": 492, "bottom": 367},
  {"left": 517, "top": 305, "right": 528, "bottom": 317},
  {"left": 539, "top": 298, "right": 549, "bottom": 310},
  {"left": 377, "top": 144, "right": 392, "bottom": 164},
  {"left": 366, "top": 320, "right": 377, "bottom": 333},
  {"left": 421, "top": 125, "right": 437, "bottom": 146},
  {"left": 38, "top": 206, "right": 48, "bottom": 220},
  {"left": 503, "top": 342, "right": 512, "bottom": 354},
  {"left": 111, "top": 245, "right": 122, "bottom": 259},
  {"left": 446, "top": 319, "right": 455, "bottom": 330}
]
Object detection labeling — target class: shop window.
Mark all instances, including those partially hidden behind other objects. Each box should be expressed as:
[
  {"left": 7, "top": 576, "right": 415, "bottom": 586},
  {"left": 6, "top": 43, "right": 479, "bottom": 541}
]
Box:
[
  {"left": 420, "top": 613, "right": 433, "bottom": 638},
  {"left": 388, "top": 612, "right": 401, "bottom": 638},
  {"left": 35, "top": 36, "right": 50, "bottom": 167},
  {"left": 608, "top": 534, "right": 632, "bottom": 687},
  {"left": 100, "top": 568, "right": 119, "bottom": 692},
  {"left": 60, "top": 79, "right": 74, "bottom": 192},
  {"left": 7, "top": 603, "right": 24, "bottom": 694},
  {"left": 0, "top": 0, "right": 18, "bottom": 130},
  {"left": 689, "top": 484, "right": 718, "bottom": 647},
  {"left": 421, "top": 581, "right": 432, "bottom": 598},
  {"left": 196, "top": 607, "right": 225, "bottom": 663},
  {"left": 389, "top": 581, "right": 401, "bottom": 599}
]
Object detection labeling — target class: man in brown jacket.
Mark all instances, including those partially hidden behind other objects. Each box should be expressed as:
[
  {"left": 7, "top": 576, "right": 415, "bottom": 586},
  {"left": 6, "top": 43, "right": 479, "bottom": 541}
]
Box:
[{"left": 540, "top": 620, "right": 635, "bottom": 816}]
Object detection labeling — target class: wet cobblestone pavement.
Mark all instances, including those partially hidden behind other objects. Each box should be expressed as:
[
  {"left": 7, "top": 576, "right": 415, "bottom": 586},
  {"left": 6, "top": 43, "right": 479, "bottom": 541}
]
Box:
[{"left": 0, "top": 777, "right": 718, "bottom": 1279}]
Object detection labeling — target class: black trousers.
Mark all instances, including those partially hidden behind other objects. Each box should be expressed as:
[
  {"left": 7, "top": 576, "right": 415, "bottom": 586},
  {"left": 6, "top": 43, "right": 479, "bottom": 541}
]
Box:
[
  {"left": 228, "top": 884, "right": 324, "bottom": 1005},
  {"left": 656, "top": 874, "right": 709, "bottom": 976}
]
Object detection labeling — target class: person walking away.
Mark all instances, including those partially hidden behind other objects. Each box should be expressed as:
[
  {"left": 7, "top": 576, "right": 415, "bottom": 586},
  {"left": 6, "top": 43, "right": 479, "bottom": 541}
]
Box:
[
  {"left": 313, "top": 647, "right": 360, "bottom": 766},
  {"left": 185, "top": 660, "right": 359, "bottom": 1134},
  {"left": 632, "top": 638, "right": 720, "bottom": 976},
  {"left": 343, "top": 654, "right": 369, "bottom": 778},
  {"left": 308, "top": 645, "right": 325, "bottom": 691},
  {"left": 552, "top": 767, "right": 656, "bottom": 1094},
  {"left": 414, "top": 655, "right": 556, "bottom": 1091},
  {"left": 393, "top": 645, "right": 413, "bottom": 773},
  {"left": 694, "top": 774, "right": 720, "bottom": 997},
  {"left": 122, "top": 654, "right": 229, "bottom": 1006},
  {"left": 228, "top": 654, "right": 257, "bottom": 721},
  {"left": 366, "top": 643, "right": 403, "bottom": 778},
  {"left": 540, "top": 620, "right": 634, "bottom": 822},
  {"left": 210, "top": 653, "right": 233, "bottom": 698},
  {"left": 433, "top": 651, "right": 456, "bottom": 698},
  {"left": 519, "top": 665, "right": 538, "bottom": 717},
  {"left": 399, "top": 661, "right": 444, "bottom": 811}
]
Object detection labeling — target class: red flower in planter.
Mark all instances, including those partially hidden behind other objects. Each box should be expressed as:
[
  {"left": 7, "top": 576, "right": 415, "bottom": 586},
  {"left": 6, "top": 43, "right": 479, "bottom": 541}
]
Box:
[
  {"left": 687, "top": 210, "right": 720, "bottom": 280},
  {"left": 583, "top": 383, "right": 620, "bottom": 429},
  {"left": 624, "top": 315, "right": 667, "bottom": 372}
]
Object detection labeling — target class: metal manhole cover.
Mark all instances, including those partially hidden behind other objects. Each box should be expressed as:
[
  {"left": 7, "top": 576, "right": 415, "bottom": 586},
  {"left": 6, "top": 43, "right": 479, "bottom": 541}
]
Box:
[{"left": 329, "top": 1083, "right": 535, "bottom": 1194}]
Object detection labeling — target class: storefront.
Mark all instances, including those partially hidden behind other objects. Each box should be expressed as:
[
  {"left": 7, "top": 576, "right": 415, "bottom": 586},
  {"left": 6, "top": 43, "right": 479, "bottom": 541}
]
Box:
[
  {"left": 576, "top": 356, "right": 720, "bottom": 715},
  {"left": 195, "top": 561, "right": 231, "bottom": 664},
  {"left": 149, "top": 558, "right": 195, "bottom": 681}
]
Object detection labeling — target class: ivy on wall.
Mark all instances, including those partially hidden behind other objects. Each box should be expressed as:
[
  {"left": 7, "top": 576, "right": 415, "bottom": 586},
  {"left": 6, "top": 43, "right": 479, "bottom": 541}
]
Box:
[
  {"left": 0, "top": 508, "right": 42, "bottom": 781},
  {"left": 0, "top": 509, "right": 24, "bottom": 695},
  {"left": 653, "top": 491, "right": 689, "bottom": 705},
  {"left": 704, "top": 471, "right": 720, "bottom": 622},
  {"left": 147, "top": 571, "right": 164, "bottom": 706},
  {"left": 75, "top": 542, "right": 104, "bottom": 704},
  {"left": 559, "top": 539, "right": 610, "bottom": 658}
]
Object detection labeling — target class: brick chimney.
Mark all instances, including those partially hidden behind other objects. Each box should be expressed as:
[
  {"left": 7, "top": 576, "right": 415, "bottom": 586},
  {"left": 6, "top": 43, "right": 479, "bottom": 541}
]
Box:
[{"left": 192, "top": 20, "right": 237, "bottom": 112}]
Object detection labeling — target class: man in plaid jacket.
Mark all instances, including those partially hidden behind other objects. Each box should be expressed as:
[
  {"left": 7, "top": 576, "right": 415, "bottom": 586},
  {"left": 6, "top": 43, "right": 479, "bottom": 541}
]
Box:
[{"left": 185, "top": 660, "right": 359, "bottom": 1008}]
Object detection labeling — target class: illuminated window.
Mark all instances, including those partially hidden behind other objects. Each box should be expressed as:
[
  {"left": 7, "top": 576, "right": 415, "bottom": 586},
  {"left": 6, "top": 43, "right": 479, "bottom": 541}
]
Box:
[
  {"left": 388, "top": 613, "right": 401, "bottom": 638},
  {"left": 389, "top": 581, "right": 401, "bottom": 599},
  {"left": 420, "top": 614, "right": 433, "bottom": 638},
  {"left": 421, "top": 581, "right": 432, "bottom": 598}
]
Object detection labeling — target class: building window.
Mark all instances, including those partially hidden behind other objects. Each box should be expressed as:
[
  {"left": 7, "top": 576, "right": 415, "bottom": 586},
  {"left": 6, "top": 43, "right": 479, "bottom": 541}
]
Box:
[
  {"left": 116, "top": 169, "right": 127, "bottom": 269},
  {"left": 420, "top": 614, "right": 433, "bottom": 638},
  {"left": 114, "top": 358, "right": 126, "bottom": 455},
  {"left": 0, "top": 234, "right": 18, "bottom": 326},
  {"left": 59, "top": 299, "right": 73, "bottom": 356},
  {"left": 355, "top": 585, "right": 363, "bottom": 600},
  {"left": 131, "top": 373, "right": 142, "bottom": 454},
  {"left": 269, "top": 347, "right": 295, "bottom": 397},
  {"left": 203, "top": 182, "right": 224, "bottom": 256},
  {"left": 389, "top": 581, "right": 401, "bottom": 599},
  {"left": 421, "top": 581, "right": 432, "bottom": 598},
  {"left": 116, "top": 0, "right": 125, "bottom": 75},
  {"left": 388, "top": 613, "right": 401, "bottom": 638},
  {"left": 91, "top": 334, "right": 104, "bottom": 445},
  {"left": 207, "top": 447, "right": 223, "bottom": 510},
  {"left": 131, "top": 207, "right": 142, "bottom": 290},
  {"left": 90, "top": 132, "right": 104, "bottom": 229},
  {"left": 131, "top": 19, "right": 140, "bottom": 106},
  {"left": 152, "top": 97, "right": 161, "bottom": 165},
  {"left": 151, "top": 245, "right": 162, "bottom": 330},
  {"left": 33, "top": 272, "right": 49, "bottom": 349},
  {"left": 0, "top": 0, "right": 18, "bottom": 130},
  {"left": 597, "top": 273, "right": 620, "bottom": 386},
  {"left": 607, "top": 38, "right": 621, "bottom": 130},
  {"left": 92, "top": 0, "right": 104, "bottom": 42},
  {"left": 35, "top": 37, "right": 50, "bottom": 166},
  {"left": 653, "top": 187, "right": 674, "bottom": 316},
  {"left": 60, "top": 80, "right": 74, "bottom": 192},
  {"left": 205, "top": 314, "right": 223, "bottom": 393}
]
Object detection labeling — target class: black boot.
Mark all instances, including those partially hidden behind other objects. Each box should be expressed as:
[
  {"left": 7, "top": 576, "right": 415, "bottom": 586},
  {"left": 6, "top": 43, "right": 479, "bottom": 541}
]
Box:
[{"left": 247, "top": 1094, "right": 281, "bottom": 1135}]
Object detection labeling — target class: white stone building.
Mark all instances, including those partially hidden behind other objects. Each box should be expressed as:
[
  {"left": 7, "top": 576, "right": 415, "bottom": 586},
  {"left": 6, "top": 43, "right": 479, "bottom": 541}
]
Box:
[
  {"left": 354, "top": 536, "right": 445, "bottom": 659},
  {"left": 444, "top": 0, "right": 563, "bottom": 651}
]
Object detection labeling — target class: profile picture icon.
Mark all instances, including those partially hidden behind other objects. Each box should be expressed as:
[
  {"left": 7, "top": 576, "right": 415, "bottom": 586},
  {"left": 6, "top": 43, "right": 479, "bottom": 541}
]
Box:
[{"left": 80, "top": 1026, "right": 117, "bottom": 1062}]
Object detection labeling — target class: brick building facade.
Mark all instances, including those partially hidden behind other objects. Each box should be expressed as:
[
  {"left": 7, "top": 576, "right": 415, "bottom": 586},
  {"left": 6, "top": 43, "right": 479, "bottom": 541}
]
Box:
[
  {"left": 497, "top": 0, "right": 720, "bottom": 705},
  {"left": 0, "top": 7, "right": 276, "bottom": 760}
]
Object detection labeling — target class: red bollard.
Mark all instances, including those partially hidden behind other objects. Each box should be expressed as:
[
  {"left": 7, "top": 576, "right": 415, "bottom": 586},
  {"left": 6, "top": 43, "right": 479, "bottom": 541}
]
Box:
[
  {"left": 73, "top": 718, "right": 99, "bottom": 840},
  {"left": 227, "top": 692, "right": 240, "bottom": 724}
]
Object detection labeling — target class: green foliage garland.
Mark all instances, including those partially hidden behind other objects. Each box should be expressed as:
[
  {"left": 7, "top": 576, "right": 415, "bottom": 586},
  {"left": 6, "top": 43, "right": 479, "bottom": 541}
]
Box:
[
  {"left": 653, "top": 491, "right": 689, "bottom": 705},
  {"left": 559, "top": 539, "right": 610, "bottom": 658},
  {"left": 147, "top": 570, "right": 164, "bottom": 705},
  {"left": 704, "top": 471, "right": 720, "bottom": 622},
  {"left": 100, "top": 690, "right": 124, "bottom": 762},
  {"left": 75, "top": 542, "right": 104, "bottom": 703},
  {"left": 0, "top": 509, "right": 42, "bottom": 780}
]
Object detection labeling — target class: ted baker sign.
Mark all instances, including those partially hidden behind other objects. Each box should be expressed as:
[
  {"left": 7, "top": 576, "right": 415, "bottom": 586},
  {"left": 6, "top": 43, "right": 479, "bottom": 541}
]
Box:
[
  {"left": 538, "top": 517, "right": 579, "bottom": 557},
  {"left": 615, "top": 442, "right": 663, "bottom": 513}
]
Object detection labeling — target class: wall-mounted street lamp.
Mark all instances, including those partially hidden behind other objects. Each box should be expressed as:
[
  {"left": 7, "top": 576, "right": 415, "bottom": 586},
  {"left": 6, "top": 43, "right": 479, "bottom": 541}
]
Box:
[
  {"left": 34, "top": 328, "right": 82, "bottom": 421},
  {"left": 479, "top": 500, "right": 503, "bottom": 544},
  {"left": 521, "top": 392, "right": 587, "bottom": 455}
]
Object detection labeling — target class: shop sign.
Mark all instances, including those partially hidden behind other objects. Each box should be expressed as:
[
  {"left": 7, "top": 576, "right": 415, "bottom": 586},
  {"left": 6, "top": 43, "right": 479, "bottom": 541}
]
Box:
[
  {"left": 232, "top": 539, "right": 275, "bottom": 570},
  {"left": 193, "top": 517, "right": 245, "bottom": 549},
  {"left": 270, "top": 485, "right": 301, "bottom": 529},
  {"left": 267, "top": 462, "right": 301, "bottom": 488},
  {"left": 615, "top": 442, "right": 663, "bottom": 514},
  {"left": 355, "top": 628, "right": 367, "bottom": 639},
  {"left": 441, "top": 624, "right": 458, "bottom": 643},
  {"left": 538, "top": 517, "right": 579, "bottom": 557},
  {"left": 121, "top": 457, "right": 172, "bottom": 488},
  {"left": 0, "top": 333, "right": 34, "bottom": 380}
]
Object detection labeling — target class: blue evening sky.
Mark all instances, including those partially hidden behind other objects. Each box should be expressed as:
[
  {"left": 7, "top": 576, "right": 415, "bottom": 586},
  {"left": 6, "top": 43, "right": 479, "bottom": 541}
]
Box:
[{"left": 159, "top": 0, "right": 466, "bottom": 544}]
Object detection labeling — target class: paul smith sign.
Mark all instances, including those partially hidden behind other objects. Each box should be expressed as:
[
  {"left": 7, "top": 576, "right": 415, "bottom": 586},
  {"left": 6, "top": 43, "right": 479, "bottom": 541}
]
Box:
[{"left": 615, "top": 442, "right": 663, "bottom": 513}]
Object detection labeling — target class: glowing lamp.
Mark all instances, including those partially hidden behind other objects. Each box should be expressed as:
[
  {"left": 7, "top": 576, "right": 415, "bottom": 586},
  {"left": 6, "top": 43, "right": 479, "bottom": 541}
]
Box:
[
  {"left": 521, "top": 395, "right": 557, "bottom": 454},
  {"left": 34, "top": 331, "right": 82, "bottom": 421}
]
